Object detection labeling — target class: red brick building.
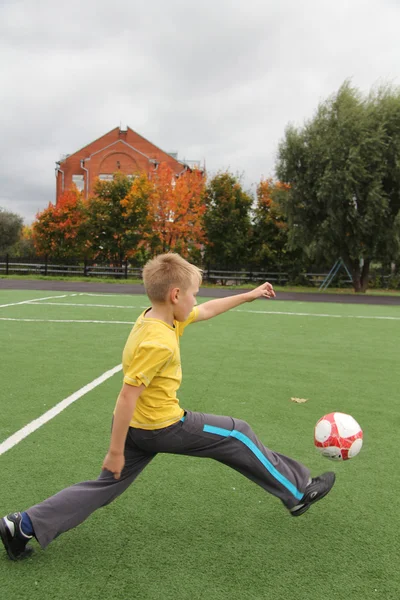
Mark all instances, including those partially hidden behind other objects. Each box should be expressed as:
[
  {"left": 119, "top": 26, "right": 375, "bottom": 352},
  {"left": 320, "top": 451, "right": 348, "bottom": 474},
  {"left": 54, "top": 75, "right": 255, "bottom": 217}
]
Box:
[{"left": 55, "top": 126, "right": 201, "bottom": 203}]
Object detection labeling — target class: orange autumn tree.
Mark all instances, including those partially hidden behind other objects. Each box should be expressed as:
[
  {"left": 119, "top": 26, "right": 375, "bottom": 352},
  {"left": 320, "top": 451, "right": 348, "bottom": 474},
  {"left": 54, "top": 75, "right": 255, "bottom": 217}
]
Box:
[
  {"left": 32, "top": 188, "right": 88, "bottom": 259},
  {"left": 147, "top": 162, "right": 206, "bottom": 257}
]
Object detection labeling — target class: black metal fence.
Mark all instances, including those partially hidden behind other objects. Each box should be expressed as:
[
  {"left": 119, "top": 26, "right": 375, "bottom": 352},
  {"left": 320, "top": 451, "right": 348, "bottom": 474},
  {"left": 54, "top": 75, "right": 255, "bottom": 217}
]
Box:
[
  {"left": 0, "top": 255, "right": 142, "bottom": 280},
  {"left": 0, "top": 255, "right": 324, "bottom": 285},
  {"left": 0, "top": 255, "right": 398, "bottom": 289}
]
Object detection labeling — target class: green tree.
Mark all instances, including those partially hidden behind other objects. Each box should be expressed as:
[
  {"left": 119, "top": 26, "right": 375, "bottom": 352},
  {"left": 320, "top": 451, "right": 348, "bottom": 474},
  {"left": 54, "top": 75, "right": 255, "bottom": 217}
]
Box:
[
  {"left": 86, "top": 172, "right": 150, "bottom": 264},
  {"left": 203, "top": 172, "right": 252, "bottom": 268},
  {"left": 7, "top": 225, "right": 36, "bottom": 257},
  {"left": 251, "top": 179, "right": 292, "bottom": 268},
  {"left": 0, "top": 208, "right": 23, "bottom": 253},
  {"left": 277, "top": 81, "right": 400, "bottom": 292}
]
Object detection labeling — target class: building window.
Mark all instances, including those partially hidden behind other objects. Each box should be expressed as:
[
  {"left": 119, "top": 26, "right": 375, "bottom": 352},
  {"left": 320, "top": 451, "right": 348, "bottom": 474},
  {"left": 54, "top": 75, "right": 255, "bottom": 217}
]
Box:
[
  {"left": 72, "top": 174, "right": 84, "bottom": 191},
  {"left": 99, "top": 174, "right": 114, "bottom": 181}
]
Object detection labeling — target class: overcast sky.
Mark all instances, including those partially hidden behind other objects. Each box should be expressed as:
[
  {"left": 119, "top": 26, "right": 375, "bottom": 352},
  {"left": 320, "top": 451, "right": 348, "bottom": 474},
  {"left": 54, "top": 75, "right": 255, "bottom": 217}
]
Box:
[{"left": 1, "top": 0, "right": 400, "bottom": 224}]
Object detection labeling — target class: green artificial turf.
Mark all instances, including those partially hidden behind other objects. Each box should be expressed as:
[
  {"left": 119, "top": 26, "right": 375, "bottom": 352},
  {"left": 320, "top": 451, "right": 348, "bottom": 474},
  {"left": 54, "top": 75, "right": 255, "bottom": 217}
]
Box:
[{"left": 0, "top": 290, "right": 399, "bottom": 599}]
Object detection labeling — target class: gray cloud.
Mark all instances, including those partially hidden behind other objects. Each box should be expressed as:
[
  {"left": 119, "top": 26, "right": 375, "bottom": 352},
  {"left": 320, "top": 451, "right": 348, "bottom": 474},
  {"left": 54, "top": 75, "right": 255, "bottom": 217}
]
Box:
[{"left": 1, "top": 0, "right": 400, "bottom": 222}]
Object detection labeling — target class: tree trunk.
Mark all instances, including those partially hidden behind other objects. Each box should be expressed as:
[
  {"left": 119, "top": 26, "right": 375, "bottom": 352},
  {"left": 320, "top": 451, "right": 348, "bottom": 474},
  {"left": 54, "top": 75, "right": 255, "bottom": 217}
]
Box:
[
  {"left": 352, "top": 271, "right": 362, "bottom": 293},
  {"left": 360, "top": 258, "right": 370, "bottom": 292},
  {"left": 348, "top": 258, "right": 370, "bottom": 293}
]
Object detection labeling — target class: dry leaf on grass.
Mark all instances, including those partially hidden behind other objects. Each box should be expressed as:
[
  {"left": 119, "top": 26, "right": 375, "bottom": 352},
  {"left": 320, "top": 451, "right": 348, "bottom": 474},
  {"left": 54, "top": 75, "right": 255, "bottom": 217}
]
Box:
[{"left": 290, "top": 397, "right": 308, "bottom": 404}]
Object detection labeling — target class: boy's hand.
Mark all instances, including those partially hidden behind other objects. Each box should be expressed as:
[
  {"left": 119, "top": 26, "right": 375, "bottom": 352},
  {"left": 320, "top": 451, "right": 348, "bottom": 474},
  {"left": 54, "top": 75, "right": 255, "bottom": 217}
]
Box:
[
  {"left": 247, "top": 282, "right": 276, "bottom": 301},
  {"left": 102, "top": 451, "right": 125, "bottom": 480}
]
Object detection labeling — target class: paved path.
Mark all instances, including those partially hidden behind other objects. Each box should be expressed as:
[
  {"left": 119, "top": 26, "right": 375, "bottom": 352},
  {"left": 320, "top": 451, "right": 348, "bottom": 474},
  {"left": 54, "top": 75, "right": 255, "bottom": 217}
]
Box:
[{"left": 1, "top": 278, "right": 399, "bottom": 305}]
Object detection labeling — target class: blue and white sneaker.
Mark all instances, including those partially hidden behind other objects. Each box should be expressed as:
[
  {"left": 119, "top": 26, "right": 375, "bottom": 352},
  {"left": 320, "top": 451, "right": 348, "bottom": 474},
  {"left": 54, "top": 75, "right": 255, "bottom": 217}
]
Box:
[
  {"left": 0, "top": 512, "right": 33, "bottom": 560},
  {"left": 290, "top": 472, "right": 336, "bottom": 516}
]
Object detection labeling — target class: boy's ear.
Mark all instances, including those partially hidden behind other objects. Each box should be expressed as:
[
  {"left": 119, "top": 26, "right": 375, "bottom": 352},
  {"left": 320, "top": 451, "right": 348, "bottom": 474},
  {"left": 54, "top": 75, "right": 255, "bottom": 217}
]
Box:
[{"left": 170, "top": 287, "right": 180, "bottom": 304}]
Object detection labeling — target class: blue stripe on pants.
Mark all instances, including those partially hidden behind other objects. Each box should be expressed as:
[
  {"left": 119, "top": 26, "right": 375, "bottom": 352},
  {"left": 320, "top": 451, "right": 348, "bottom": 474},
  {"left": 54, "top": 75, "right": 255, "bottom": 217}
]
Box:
[{"left": 203, "top": 424, "right": 303, "bottom": 501}]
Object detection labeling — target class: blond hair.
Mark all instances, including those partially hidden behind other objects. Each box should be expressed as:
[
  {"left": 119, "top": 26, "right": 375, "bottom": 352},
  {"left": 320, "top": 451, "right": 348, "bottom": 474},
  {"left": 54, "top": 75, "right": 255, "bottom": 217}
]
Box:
[{"left": 143, "top": 253, "right": 203, "bottom": 303}]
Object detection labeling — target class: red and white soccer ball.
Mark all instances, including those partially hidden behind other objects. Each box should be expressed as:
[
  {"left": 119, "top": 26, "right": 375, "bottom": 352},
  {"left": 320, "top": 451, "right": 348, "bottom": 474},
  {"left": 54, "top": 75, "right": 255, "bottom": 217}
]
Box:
[{"left": 314, "top": 412, "right": 363, "bottom": 461}]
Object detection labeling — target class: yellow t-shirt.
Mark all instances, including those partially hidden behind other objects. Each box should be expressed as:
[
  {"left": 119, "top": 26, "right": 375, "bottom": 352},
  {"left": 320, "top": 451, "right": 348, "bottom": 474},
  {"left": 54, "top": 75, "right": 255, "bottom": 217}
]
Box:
[{"left": 122, "top": 306, "right": 199, "bottom": 429}]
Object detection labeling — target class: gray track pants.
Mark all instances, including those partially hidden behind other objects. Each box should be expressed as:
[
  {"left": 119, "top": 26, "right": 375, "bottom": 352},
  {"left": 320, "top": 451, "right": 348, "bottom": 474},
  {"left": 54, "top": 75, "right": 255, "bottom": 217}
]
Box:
[{"left": 27, "top": 410, "right": 310, "bottom": 549}]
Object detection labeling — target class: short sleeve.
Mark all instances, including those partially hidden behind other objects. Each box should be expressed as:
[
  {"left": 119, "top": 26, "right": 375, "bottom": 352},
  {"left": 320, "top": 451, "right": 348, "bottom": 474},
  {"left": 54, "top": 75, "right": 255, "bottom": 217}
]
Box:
[
  {"left": 124, "top": 341, "right": 173, "bottom": 387},
  {"left": 175, "top": 306, "right": 199, "bottom": 337}
]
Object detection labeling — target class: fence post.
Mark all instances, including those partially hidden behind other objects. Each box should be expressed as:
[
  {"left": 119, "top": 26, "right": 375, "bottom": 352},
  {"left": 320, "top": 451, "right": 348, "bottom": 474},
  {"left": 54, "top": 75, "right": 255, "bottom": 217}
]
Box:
[
  {"left": 83, "top": 260, "right": 87, "bottom": 277},
  {"left": 44, "top": 255, "right": 48, "bottom": 276},
  {"left": 6, "top": 254, "right": 9, "bottom": 275},
  {"left": 124, "top": 259, "right": 128, "bottom": 279}
]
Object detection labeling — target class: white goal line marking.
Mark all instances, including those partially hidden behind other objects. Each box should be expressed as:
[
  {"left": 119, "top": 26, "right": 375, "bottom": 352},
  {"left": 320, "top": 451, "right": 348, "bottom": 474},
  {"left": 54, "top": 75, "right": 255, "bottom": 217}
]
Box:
[
  {"left": 0, "top": 293, "right": 77, "bottom": 309},
  {"left": 0, "top": 364, "right": 122, "bottom": 457}
]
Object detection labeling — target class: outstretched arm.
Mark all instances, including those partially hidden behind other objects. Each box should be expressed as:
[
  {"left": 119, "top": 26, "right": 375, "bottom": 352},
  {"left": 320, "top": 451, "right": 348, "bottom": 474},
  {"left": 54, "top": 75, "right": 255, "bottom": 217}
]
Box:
[{"left": 196, "top": 282, "right": 275, "bottom": 322}]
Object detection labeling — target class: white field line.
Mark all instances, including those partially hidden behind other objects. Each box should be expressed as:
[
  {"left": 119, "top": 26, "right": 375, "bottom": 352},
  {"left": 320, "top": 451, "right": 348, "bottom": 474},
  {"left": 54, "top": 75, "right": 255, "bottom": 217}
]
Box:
[
  {"left": 79, "top": 293, "right": 121, "bottom": 297},
  {"left": 0, "top": 317, "right": 133, "bottom": 324},
  {"left": 1, "top": 310, "right": 400, "bottom": 324},
  {"left": 32, "top": 302, "right": 145, "bottom": 309},
  {"left": 0, "top": 293, "right": 76, "bottom": 309},
  {"left": 25, "top": 299, "right": 400, "bottom": 322},
  {"left": 29, "top": 302, "right": 400, "bottom": 321},
  {"left": 234, "top": 309, "right": 400, "bottom": 320},
  {"left": 0, "top": 364, "right": 122, "bottom": 457}
]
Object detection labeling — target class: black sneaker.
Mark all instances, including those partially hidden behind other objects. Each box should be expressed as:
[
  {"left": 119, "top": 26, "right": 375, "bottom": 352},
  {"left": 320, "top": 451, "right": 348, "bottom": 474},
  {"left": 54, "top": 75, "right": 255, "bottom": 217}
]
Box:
[
  {"left": 0, "top": 512, "right": 33, "bottom": 560},
  {"left": 290, "top": 472, "right": 336, "bottom": 517}
]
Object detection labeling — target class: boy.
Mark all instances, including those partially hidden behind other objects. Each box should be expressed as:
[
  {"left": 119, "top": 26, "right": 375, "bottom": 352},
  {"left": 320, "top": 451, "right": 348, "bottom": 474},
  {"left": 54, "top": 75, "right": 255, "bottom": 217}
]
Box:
[{"left": 0, "top": 253, "right": 335, "bottom": 560}]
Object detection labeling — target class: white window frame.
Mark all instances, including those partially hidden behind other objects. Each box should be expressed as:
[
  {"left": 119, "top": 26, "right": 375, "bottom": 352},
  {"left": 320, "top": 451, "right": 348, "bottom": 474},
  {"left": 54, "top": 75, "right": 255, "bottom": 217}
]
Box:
[{"left": 72, "top": 174, "right": 84, "bottom": 191}]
